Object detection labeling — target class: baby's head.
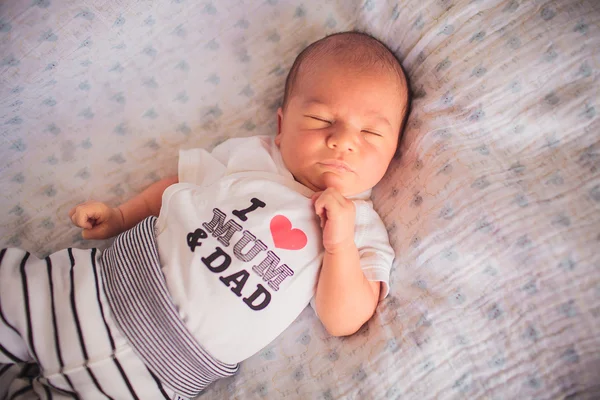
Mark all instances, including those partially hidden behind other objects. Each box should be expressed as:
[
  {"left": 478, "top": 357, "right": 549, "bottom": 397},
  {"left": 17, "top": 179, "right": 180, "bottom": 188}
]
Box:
[{"left": 276, "top": 31, "right": 410, "bottom": 197}]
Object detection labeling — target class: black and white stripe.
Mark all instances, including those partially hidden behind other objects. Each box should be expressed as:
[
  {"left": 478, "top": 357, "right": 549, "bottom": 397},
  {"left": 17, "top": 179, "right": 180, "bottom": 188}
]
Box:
[
  {"left": 0, "top": 249, "right": 26, "bottom": 362},
  {"left": 67, "top": 248, "right": 113, "bottom": 399},
  {"left": 19, "top": 252, "right": 39, "bottom": 367},
  {"left": 0, "top": 344, "right": 24, "bottom": 363},
  {"left": 101, "top": 216, "right": 239, "bottom": 398},
  {"left": 45, "top": 255, "right": 77, "bottom": 396},
  {"left": 1, "top": 243, "right": 181, "bottom": 399},
  {"left": 90, "top": 248, "right": 141, "bottom": 400},
  {"left": 0, "top": 363, "right": 17, "bottom": 398},
  {"left": 146, "top": 367, "right": 171, "bottom": 400}
]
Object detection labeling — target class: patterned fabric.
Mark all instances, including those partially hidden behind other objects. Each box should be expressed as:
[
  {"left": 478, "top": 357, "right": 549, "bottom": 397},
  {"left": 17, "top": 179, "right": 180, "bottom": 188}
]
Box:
[
  {"left": 0, "top": 246, "right": 176, "bottom": 399},
  {"left": 0, "top": 0, "right": 598, "bottom": 399},
  {"left": 101, "top": 216, "right": 239, "bottom": 398}
]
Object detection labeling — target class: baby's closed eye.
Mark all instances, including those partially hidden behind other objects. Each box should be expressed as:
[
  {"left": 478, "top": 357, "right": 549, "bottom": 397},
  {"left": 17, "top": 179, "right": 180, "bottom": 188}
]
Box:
[
  {"left": 361, "top": 130, "right": 382, "bottom": 136},
  {"left": 304, "top": 115, "right": 332, "bottom": 128}
]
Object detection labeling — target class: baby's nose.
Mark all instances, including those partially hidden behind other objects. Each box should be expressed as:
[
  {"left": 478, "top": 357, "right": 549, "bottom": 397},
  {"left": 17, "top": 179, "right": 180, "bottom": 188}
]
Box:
[{"left": 327, "top": 128, "right": 356, "bottom": 152}]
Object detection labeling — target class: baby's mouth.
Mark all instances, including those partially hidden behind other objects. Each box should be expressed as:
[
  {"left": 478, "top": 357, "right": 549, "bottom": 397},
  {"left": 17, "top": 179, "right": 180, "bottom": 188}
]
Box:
[{"left": 318, "top": 160, "right": 354, "bottom": 173}]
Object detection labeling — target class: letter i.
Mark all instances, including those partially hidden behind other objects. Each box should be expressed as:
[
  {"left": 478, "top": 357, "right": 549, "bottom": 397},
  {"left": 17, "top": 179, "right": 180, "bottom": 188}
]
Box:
[{"left": 232, "top": 198, "right": 266, "bottom": 221}]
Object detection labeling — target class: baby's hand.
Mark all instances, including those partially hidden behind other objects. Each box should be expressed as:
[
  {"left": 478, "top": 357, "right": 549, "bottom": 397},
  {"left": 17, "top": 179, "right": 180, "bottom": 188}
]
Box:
[
  {"left": 312, "top": 188, "right": 356, "bottom": 254},
  {"left": 68, "top": 201, "right": 124, "bottom": 240}
]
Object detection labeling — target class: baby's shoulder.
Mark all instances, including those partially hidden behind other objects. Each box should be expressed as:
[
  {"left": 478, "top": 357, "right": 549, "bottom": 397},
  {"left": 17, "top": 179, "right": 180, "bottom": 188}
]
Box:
[{"left": 352, "top": 200, "right": 385, "bottom": 229}]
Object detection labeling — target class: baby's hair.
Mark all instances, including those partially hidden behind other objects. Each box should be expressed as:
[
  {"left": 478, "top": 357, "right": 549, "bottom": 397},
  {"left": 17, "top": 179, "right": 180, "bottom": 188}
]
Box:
[{"left": 282, "top": 30, "right": 412, "bottom": 157}]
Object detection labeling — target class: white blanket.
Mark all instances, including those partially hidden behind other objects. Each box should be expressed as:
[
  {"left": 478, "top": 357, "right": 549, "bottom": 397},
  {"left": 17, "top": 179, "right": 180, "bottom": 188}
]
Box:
[{"left": 1, "top": 0, "right": 599, "bottom": 398}]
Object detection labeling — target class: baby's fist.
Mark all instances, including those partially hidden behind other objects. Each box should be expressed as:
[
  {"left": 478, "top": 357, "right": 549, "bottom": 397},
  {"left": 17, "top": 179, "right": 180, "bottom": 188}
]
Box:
[
  {"left": 312, "top": 188, "right": 356, "bottom": 254},
  {"left": 68, "top": 201, "right": 124, "bottom": 240}
]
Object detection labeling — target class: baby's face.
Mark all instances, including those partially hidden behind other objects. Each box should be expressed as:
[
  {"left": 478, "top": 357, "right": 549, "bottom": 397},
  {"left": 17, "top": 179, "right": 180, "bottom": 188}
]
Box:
[{"left": 276, "top": 56, "right": 406, "bottom": 197}]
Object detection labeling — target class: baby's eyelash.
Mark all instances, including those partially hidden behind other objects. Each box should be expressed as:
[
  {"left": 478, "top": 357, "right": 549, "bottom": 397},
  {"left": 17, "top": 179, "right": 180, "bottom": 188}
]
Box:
[
  {"left": 306, "top": 115, "right": 331, "bottom": 123},
  {"left": 304, "top": 115, "right": 381, "bottom": 136}
]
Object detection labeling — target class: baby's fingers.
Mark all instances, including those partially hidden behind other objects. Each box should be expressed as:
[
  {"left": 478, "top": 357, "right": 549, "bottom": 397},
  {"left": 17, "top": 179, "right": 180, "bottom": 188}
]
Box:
[
  {"left": 70, "top": 210, "right": 94, "bottom": 230},
  {"left": 68, "top": 202, "right": 89, "bottom": 219},
  {"left": 82, "top": 226, "right": 107, "bottom": 240},
  {"left": 311, "top": 191, "right": 323, "bottom": 205},
  {"left": 70, "top": 202, "right": 102, "bottom": 229},
  {"left": 316, "top": 210, "right": 326, "bottom": 229},
  {"left": 314, "top": 192, "right": 340, "bottom": 215}
]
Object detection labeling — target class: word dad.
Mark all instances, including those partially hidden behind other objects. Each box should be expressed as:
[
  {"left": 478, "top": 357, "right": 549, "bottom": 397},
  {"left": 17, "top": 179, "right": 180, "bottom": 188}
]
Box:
[{"left": 186, "top": 198, "right": 296, "bottom": 311}]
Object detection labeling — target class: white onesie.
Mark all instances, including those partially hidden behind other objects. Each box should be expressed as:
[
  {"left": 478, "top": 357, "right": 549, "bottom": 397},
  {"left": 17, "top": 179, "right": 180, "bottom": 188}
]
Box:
[
  {"left": 156, "top": 135, "right": 395, "bottom": 364},
  {"left": 0, "top": 135, "right": 395, "bottom": 399}
]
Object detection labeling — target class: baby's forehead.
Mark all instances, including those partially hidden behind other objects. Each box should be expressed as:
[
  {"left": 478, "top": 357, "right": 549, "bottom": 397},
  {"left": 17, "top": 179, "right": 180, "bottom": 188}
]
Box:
[
  {"left": 298, "top": 54, "right": 401, "bottom": 86},
  {"left": 283, "top": 33, "right": 409, "bottom": 113}
]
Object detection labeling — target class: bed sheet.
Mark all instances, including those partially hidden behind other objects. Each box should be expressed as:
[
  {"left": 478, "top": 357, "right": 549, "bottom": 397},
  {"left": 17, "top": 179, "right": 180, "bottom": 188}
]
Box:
[{"left": 1, "top": 0, "right": 599, "bottom": 399}]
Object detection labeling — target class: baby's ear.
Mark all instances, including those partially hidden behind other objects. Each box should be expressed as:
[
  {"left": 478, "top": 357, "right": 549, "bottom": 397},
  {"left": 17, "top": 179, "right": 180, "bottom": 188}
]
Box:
[{"left": 275, "top": 107, "right": 283, "bottom": 146}]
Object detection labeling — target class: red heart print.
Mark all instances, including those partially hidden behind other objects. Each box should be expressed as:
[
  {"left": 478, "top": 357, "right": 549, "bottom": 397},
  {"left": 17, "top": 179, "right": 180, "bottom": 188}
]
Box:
[{"left": 270, "top": 215, "right": 307, "bottom": 250}]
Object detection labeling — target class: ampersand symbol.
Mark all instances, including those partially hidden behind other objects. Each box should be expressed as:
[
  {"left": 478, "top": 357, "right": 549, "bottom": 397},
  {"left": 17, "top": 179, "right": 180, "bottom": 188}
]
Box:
[{"left": 187, "top": 228, "right": 208, "bottom": 252}]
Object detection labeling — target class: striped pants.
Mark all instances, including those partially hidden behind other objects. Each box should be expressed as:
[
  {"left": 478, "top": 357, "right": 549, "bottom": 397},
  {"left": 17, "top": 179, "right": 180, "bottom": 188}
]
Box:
[{"left": 0, "top": 247, "right": 181, "bottom": 400}]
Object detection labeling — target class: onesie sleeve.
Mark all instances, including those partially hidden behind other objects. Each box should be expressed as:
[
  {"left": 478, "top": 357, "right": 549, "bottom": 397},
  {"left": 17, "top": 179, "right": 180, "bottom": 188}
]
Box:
[
  {"left": 178, "top": 140, "right": 235, "bottom": 186},
  {"left": 353, "top": 201, "right": 395, "bottom": 300},
  {"left": 179, "top": 136, "right": 275, "bottom": 185}
]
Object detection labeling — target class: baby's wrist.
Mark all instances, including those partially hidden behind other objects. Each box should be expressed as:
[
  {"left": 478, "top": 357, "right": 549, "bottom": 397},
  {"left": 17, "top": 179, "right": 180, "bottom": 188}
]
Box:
[
  {"left": 114, "top": 206, "right": 126, "bottom": 228},
  {"left": 324, "top": 239, "right": 356, "bottom": 255}
]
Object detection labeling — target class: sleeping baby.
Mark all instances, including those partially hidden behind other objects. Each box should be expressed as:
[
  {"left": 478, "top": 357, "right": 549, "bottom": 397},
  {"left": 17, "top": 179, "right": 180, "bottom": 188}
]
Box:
[{"left": 0, "top": 31, "right": 410, "bottom": 399}]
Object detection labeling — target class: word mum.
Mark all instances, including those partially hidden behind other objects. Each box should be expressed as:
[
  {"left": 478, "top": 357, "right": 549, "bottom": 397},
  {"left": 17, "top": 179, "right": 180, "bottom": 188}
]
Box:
[{"left": 186, "top": 198, "right": 294, "bottom": 311}]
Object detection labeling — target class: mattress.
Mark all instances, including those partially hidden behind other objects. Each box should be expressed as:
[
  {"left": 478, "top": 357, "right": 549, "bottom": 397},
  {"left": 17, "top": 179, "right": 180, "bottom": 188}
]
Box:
[{"left": 1, "top": 0, "right": 599, "bottom": 398}]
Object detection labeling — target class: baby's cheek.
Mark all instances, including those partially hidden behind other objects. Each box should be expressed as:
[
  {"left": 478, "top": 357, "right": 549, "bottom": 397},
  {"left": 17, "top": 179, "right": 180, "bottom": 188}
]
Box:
[{"left": 364, "top": 152, "right": 390, "bottom": 178}]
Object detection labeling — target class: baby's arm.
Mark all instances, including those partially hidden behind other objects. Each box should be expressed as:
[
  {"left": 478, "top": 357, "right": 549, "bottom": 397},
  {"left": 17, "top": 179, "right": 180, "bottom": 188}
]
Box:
[
  {"left": 117, "top": 175, "right": 178, "bottom": 230},
  {"left": 312, "top": 188, "right": 381, "bottom": 337},
  {"left": 70, "top": 175, "right": 178, "bottom": 240}
]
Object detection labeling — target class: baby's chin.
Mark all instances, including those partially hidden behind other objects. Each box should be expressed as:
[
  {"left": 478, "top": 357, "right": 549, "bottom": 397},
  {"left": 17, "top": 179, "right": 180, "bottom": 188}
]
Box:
[
  {"left": 295, "top": 172, "right": 363, "bottom": 196},
  {"left": 321, "top": 172, "right": 358, "bottom": 196}
]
